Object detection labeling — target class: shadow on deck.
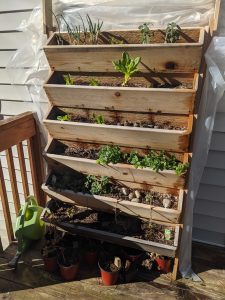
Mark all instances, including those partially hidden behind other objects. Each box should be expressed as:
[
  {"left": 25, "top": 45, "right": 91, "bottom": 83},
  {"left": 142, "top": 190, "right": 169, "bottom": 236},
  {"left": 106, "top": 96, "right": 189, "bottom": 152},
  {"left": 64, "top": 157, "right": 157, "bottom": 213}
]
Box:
[{"left": 0, "top": 241, "right": 224, "bottom": 300}]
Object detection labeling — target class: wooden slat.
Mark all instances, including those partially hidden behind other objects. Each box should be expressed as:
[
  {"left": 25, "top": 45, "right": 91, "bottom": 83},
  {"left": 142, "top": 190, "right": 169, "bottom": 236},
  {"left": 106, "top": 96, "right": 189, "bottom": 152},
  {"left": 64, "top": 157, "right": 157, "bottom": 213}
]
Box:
[
  {"left": 44, "top": 28, "right": 204, "bottom": 73},
  {"left": 44, "top": 73, "right": 198, "bottom": 115},
  {"left": 42, "top": 0, "right": 53, "bottom": 36},
  {"left": 45, "top": 152, "right": 185, "bottom": 189},
  {"left": 0, "top": 51, "right": 15, "bottom": 67},
  {"left": 0, "top": 85, "right": 31, "bottom": 101},
  {"left": 0, "top": 11, "right": 31, "bottom": 31},
  {"left": 0, "top": 32, "right": 28, "bottom": 49},
  {"left": 44, "top": 119, "right": 190, "bottom": 152},
  {"left": 27, "top": 128, "right": 45, "bottom": 207},
  {"left": 17, "top": 143, "right": 30, "bottom": 197},
  {"left": 42, "top": 184, "right": 183, "bottom": 223},
  {"left": 5, "top": 148, "right": 20, "bottom": 214},
  {"left": 0, "top": 160, "right": 14, "bottom": 242},
  {"left": 0, "top": 112, "right": 36, "bottom": 152}
]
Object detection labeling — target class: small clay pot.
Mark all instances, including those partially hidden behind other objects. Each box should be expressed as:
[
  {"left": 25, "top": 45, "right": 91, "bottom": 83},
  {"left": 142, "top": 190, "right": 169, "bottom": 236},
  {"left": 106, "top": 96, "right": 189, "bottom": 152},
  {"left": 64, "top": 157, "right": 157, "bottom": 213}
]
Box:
[
  {"left": 124, "top": 248, "right": 143, "bottom": 262},
  {"left": 98, "top": 261, "right": 120, "bottom": 286},
  {"left": 155, "top": 257, "right": 171, "bottom": 273},
  {"left": 58, "top": 261, "right": 79, "bottom": 281},
  {"left": 43, "top": 255, "right": 58, "bottom": 273},
  {"left": 83, "top": 250, "right": 98, "bottom": 266}
]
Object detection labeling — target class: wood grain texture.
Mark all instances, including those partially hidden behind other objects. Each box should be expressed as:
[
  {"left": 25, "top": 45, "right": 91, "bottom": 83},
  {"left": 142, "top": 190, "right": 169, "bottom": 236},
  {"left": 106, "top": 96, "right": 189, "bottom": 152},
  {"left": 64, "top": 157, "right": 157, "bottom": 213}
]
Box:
[
  {"left": 17, "top": 143, "right": 30, "bottom": 197},
  {"left": 44, "top": 76, "right": 197, "bottom": 115},
  {"left": 44, "top": 28, "right": 204, "bottom": 73},
  {"left": 42, "top": 182, "right": 183, "bottom": 223},
  {"left": 45, "top": 152, "right": 185, "bottom": 189},
  {"left": 43, "top": 119, "right": 190, "bottom": 152}
]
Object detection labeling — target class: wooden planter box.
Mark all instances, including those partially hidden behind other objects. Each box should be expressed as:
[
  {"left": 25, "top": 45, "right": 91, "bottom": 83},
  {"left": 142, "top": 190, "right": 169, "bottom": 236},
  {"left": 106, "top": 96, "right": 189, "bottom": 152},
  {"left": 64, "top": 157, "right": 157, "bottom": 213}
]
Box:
[
  {"left": 45, "top": 139, "right": 187, "bottom": 189},
  {"left": 43, "top": 107, "right": 193, "bottom": 152},
  {"left": 42, "top": 170, "right": 184, "bottom": 223},
  {"left": 44, "top": 27, "right": 204, "bottom": 73},
  {"left": 44, "top": 72, "right": 198, "bottom": 115},
  {"left": 41, "top": 200, "right": 180, "bottom": 257}
]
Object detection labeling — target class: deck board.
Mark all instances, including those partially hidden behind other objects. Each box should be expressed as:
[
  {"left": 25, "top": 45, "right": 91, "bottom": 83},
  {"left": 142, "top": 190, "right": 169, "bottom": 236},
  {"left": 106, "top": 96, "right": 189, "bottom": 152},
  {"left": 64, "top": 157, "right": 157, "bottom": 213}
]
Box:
[{"left": 0, "top": 241, "right": 225, "bottom": 299}]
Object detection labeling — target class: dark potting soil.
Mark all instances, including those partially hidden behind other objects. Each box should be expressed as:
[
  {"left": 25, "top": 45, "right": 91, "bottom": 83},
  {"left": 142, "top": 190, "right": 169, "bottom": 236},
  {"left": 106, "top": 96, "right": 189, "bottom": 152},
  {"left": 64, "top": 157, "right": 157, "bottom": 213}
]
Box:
[
  {"left": 49, "top": 172, "right": 178, "bottom": 209},
  {"left": 100, "top": 261, "right": 119, "bottom": 272},
  {"left": 68, "top": 114, "right": 185, "bottom": 130},
  {"left": 45, "top": 201, "right": 175, "bottom": 246},
  {"left": 62, "top": 73, "right": 192, "bottom": 89},
  {"left": 55, "top": 29, "right": 199, "bottom": 46}
]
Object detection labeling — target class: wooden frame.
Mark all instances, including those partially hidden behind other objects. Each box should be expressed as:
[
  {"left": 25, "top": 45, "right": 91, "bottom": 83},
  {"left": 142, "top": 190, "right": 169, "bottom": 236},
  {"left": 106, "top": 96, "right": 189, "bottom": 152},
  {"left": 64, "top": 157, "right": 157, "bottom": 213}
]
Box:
[
  {"left": 41, "top": 200, "right": 180, "bottom": 257},
  {"left": 42, "top": 170, "right": 184, "bottom": 223},
  {"left": 43, "top": 107, "right": 193, "bottom": 152},
  {"left": 44, "top": 27, "right": 205, "bottom": 73},
  {"left": 44, "top": 72, "right": 198, "bottom": 115},
  {"left": 45, "top": 139, "right": 188, "bottom": 189}
]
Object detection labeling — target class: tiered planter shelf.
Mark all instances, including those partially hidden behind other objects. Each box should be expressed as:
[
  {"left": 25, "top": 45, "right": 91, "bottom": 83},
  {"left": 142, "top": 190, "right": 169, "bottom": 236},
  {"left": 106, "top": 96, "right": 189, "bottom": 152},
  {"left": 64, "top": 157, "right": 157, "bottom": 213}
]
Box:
[
  {"left": 42, "top": 6, "right": 221, "bottom": 279},
  {"left": 44, "top": 27, "right": 204, "bottom": 73}
]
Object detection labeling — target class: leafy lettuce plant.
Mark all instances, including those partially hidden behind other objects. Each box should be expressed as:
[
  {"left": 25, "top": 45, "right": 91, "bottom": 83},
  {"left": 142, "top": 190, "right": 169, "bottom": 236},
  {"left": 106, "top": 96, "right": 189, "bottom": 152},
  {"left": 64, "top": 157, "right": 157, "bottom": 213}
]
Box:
[
  {"left": 112, "top": 52, "right": 141, "bottom": 86},
  {"left": 165, "top": 22, "right": 181, "bottom": 43},
  {"left": 92, "top": 113, "right": 105, "bottom": 124},
  {"left": 57, "top": 114, "right": 71, "bottom": 121},
  {"left": 63, "top": 74, "right": 74, "bottom": 85}
]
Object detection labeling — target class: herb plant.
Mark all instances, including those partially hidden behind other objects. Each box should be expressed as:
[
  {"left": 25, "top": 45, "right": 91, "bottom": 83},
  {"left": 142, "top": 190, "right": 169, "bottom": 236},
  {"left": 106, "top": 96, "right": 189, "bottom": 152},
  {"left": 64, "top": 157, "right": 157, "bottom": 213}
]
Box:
[
  {"left": 63, "top": 74, "right": 74, "bottom": 85},
  {"left": 97, "top": 145, "right": 124, "bottom": 165},
  {"left": 109, "top": 37, "right": 124, "bottom": 44},
  {"left": 138, "top": 23, "right": 152, "bottom": 44},
  {"left": 60, "top": 14, "right": 82, "bottom": 44},
  {"left": 89, "top": 78, "right": 100, "bottom": 86},
  {"left": 165, "top": 22, "right": 181, "bottom": 43},
  {"left": 92, "top": 113, "right": 105, "bottom": 124},
  {"left": 127, "top": 151, "right": 143, "bottom": 169},
  {"left": 57, "top": 114, "right": 71, "bottom": 121},
  {"left": 112, "top": 52, "right": 141, "bottom": 86},
  {"left": 85, "top": 175, "right": 110, "bottom": 195},
  {"left": 86, "top": 14, "right": 103, "bottom": 44}
]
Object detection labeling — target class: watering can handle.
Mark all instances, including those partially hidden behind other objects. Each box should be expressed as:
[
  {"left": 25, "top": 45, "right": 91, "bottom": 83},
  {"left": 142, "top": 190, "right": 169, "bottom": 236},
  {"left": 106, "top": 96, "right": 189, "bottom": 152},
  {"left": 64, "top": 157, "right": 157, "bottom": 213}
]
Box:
[{"left": 19, "top": 196, "right": 38, "bottom": 227}]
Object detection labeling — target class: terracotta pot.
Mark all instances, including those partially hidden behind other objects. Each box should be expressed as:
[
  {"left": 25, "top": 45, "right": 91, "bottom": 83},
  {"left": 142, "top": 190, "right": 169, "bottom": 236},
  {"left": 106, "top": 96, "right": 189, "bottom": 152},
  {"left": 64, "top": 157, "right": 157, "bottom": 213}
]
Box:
[
  {"left": 155, "top": 257, "right": 171, "bottom": 273},
  {"left": 43, "top": 255, "right": 58, "bottom": 273},
  {"left": 124, "top": 248, "right": 143, "bottom": 262},
  {"left": 59, "top": 262, "right": 79, "bottom": 281},
  {"left": 98, "top": 261, "right": 120, "bottom": 286},
  {"left": 83, "top": 250, "right": 98, "bottom": 266}
]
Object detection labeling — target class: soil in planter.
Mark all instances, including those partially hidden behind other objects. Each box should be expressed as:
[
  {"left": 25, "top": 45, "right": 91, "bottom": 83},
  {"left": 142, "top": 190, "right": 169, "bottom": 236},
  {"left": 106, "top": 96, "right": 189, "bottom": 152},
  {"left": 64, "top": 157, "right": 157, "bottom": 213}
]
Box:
[
  {"left": 55, "top": 29, "right": 199, "bottom": 46},
  {"left": 62, "top": 72, "right": 192, "bottom": 89},
  {"left": 45, "top": 200, "right": 175, "bottom": 246},
  {"left": 49, "top": 171, "right": 178, "bottom": 209}
]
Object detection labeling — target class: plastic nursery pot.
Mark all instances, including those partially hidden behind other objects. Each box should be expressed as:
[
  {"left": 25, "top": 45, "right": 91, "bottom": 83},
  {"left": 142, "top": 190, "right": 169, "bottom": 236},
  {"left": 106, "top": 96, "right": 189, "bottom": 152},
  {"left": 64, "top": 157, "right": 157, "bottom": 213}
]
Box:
[
  {"left": 124, "top": 248, "right": 143, "bottom": 262},
  {"left": 58, "top": 261, "right": 79, "bottom": 281},
  {"left": 98, "top": 260, "right": 120, "bottom": 286},
  {"left": 83, "top": 250, "right": 98, "bottom": 266},
  {"left": 155, "top": 257, "right": 172, "bottom": 273},
  {"left": 43, "top": 254, "right": 58, "bottom": 273}
]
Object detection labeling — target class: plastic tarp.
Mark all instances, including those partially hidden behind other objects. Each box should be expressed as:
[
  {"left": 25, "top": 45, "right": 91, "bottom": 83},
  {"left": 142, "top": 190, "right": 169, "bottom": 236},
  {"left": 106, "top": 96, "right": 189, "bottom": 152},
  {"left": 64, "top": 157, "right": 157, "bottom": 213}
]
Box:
[{"left": 6, "top": 0, "right": 224, "bottom": 279}]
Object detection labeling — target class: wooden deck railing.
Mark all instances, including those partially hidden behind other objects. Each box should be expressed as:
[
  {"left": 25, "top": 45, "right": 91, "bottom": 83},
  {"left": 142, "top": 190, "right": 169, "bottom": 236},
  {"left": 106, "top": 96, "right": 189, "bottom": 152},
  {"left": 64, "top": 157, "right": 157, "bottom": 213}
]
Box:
[{"left": 0, "top": 112, "right": 45, "bottom": 242}]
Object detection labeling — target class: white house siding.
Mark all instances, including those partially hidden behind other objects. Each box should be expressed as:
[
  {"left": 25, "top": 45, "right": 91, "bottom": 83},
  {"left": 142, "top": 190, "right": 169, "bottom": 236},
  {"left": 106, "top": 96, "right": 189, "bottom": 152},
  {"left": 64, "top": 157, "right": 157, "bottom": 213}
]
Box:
[{"left": 0, "top": 0, "right": 43, "bottom": 249}]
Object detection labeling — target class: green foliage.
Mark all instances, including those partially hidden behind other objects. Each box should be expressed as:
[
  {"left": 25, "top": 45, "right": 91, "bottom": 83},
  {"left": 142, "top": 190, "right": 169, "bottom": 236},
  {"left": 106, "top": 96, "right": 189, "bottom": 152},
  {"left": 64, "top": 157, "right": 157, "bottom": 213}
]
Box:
[
  {"left": 92, "top": 113, "right": 105, "bottom": 124},
  {"left": 109, "top": 37, "right": 124, "bottom": 44},
  {"left": 165, "top": 22, "right": 181, "bottom": 43},
  {"left": 97, "top": 145, "right": 124, "bottom": 165},
  {"left": 127, "top": 151, "right": 143, "bottom": 169},
  {"left": 112, "top": 52, "right": 141, "bottom": 86},
  {"left": 60, "top": 14, "right": 82, "bottom": 44},
  {"left": 138, "top": 23, "right": 152, "bottom": 44},
  {"left": 63, "top": 74, "right": 74, "bottom": 85},
  {"left": 57, "top": 114, "right": 71, "bottom": 121},
  {"left": 86, "top": 14, "right": 103, "bottom": 44},
  {"left": 175, "top": 162, "right": 189, "bottom": 176},
  {"left": 89, "top": 78, "right": 100, "bottom": 86},
  {"left": 85, "top": 175, "right": 110, "bottom": 195}
]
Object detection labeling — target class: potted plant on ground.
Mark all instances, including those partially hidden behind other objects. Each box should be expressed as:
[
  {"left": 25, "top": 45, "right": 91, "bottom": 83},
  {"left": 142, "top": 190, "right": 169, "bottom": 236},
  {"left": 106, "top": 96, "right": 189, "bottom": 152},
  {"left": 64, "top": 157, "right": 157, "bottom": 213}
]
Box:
[
  {"left": 58, "top": 247, "right": 79, "bottom": 281},
  {"left": 98, "top": 253, "right": 121, "bottom": 286}
]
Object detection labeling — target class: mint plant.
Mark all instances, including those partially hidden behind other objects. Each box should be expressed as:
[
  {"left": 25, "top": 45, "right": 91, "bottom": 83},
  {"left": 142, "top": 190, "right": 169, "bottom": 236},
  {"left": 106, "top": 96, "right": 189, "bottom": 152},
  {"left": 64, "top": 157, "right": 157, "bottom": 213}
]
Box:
[
  {"left": 63, "top": 74, "right": 74, "bottom": 85},
  {"left": 165, "top": 22, "right": 181, "bottom": 43},
  {"left": 112, "top": 52, "right": 141, "bottom": 86},
  {"left": 138, "top": 23, "right": 152, "bottom": 44},
  {"left": 57, "top": 114, "right": 71, "bottom": 121},
  {"left": 92, "top": 113, "right": 105, "bottom": 124},
  {"left": 85, "top": 175, "right": 110, "bottom": 195},
  {"left": 97, "top": 145, "right": 124, "bottom": 165},
  {"left": 89, "top": 78, "right": 100, "bottom": 86}
]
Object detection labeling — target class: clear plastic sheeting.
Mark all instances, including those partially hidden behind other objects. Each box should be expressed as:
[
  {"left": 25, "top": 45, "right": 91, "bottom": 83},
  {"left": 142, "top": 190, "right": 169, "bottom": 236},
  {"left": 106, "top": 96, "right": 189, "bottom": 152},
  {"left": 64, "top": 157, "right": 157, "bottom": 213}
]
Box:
[
  {"left": 53, "top": 0, "right": 215, "bottom": 30},
  {"left": 180, "top": 37, "right": 225, "bottom": 279}
]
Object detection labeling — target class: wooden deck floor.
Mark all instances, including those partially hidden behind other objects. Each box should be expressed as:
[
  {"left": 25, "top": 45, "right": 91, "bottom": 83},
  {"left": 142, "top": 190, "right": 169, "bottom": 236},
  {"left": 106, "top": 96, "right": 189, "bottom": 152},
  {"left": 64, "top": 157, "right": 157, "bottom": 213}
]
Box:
[{"left": 0, "top": 241, "right": 224, "bottom": 300}]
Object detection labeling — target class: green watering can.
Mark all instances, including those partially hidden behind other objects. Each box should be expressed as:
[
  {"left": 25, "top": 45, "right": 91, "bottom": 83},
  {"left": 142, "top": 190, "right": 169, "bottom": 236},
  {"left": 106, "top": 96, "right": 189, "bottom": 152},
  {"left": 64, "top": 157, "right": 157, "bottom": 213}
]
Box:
[{"left": 8, "top": 196, "right": 45, "bottom": 269}]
